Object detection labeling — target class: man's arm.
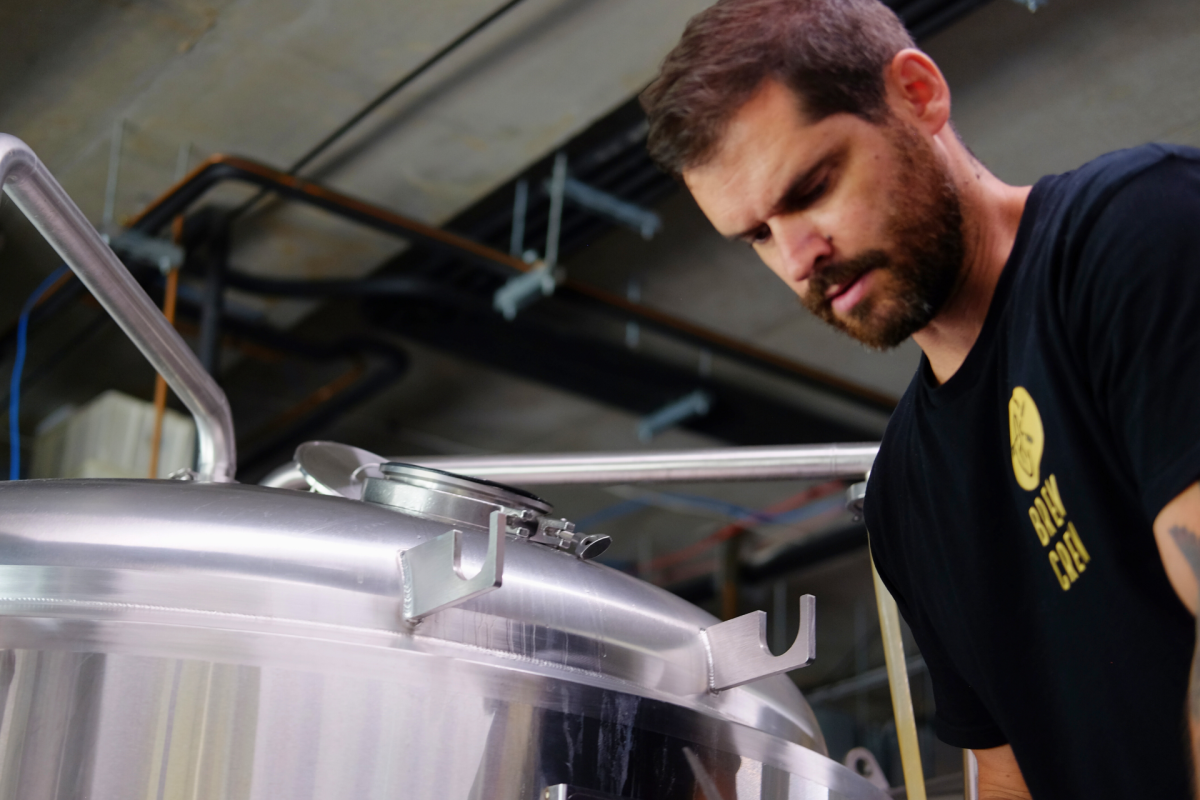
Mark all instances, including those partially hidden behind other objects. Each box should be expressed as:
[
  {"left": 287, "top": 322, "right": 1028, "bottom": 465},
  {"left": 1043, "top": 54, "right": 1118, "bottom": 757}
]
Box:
[
  {"left": 974, "top": 744, "right": 1032, "bottom": 800},
  {"left": 1155, "top": 481, "right": 1200, "bottom": 798}
]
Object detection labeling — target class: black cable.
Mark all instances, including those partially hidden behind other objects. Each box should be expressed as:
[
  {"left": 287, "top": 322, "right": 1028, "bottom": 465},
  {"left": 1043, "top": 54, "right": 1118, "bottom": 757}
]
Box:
[{"left": 230, "top": 0, "right": 528, "bottom": 220}]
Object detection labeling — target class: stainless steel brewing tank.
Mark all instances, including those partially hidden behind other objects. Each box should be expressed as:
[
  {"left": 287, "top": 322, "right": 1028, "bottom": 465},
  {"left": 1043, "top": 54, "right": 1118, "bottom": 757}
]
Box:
[
  {"left": 0, "top": 134, "right": 886, "bottom": 799},
  {"left": 0, "top": 475, "right": 885, "bottom": 799}
]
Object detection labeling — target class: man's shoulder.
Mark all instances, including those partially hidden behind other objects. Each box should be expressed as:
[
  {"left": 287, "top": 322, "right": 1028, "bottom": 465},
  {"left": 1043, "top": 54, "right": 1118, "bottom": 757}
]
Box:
[
  {"left": 1038, "top": 144, "right": 1200, "bottom": 232},
  {"left": 862, "top": 370, "right": 922, "bottom": 527}
]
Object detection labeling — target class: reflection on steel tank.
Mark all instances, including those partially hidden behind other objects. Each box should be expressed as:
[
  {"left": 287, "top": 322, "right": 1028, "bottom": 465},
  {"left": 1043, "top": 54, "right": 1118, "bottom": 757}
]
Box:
[{"left": 0, "top": 132, "right": 887, "bottom": 800}]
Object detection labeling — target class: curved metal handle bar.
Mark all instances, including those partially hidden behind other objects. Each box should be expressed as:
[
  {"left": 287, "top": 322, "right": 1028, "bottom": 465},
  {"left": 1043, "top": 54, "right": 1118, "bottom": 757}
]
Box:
[{"left": 0, "top": 134, "right": 236, "bottom": 482}]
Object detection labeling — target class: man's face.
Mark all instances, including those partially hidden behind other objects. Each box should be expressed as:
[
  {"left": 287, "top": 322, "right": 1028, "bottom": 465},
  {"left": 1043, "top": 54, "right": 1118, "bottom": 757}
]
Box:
[{"left": 684, "top": 80, "right": 964, "bottom": 349}]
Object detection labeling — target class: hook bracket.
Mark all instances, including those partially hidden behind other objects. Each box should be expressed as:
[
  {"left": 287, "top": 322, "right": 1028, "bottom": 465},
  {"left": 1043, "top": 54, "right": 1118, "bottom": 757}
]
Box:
[
  {"left": 398, "top": 509, "right": 506, "bottom": 621},
  {"left": 703, "top": 594, "right": 815, "bottom": 691}
]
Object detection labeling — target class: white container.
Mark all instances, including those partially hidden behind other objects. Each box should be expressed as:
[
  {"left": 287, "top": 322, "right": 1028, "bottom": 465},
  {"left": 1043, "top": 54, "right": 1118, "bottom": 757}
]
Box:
[{"left": 31, "top": 389, "right": 196, "bottom": 479}]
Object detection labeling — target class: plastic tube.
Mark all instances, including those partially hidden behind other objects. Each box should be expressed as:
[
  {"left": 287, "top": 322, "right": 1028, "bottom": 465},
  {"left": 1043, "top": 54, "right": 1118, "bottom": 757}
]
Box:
[
  {"left": 871, "top": 552, "right": 927, "bottom": 800},
  {"left": 9, "top": 265, "right": 69, "bottom": 479}
]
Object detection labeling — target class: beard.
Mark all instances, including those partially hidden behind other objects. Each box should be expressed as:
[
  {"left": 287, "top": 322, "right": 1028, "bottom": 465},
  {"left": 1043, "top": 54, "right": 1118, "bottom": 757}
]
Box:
[{"left": 801, "top": 121, "right": 965, "bottom": 350}]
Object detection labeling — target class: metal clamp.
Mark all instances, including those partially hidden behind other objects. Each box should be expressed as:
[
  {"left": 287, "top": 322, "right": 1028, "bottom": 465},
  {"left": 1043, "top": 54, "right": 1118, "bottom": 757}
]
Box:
[
  {"left": 543, "top": 786, "right": 626, "bottom": 800},
  {"left": 492, "top": 261, "right": 560, "bottom": 320},
  {"left": 551, "top": 176, "right": 662, "bottom": 240},
  {"left": 524, "top": 517, "right": 611, "bottom": 561},
  {"left": 493, "top": 153, "right": 568, "bottom": 320},
  {"left": 702, "top": 594, "right": 815, "bottom": 691},
  {"left": 108, "top": 229, "right": 185, "bottom": 273},
  {"left": 846, "top": 480, "right": 868, "bottom": 520},
  {"left": 637, "top": 389, "right": 712, "bottom": 442},
  {"left": 398, "top": 509, "right": 507, "bottom": 621}
]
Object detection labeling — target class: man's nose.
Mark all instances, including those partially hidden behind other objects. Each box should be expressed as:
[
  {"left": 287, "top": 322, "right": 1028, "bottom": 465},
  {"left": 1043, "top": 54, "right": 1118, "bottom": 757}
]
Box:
[{"left": 774, "top": 217, "right": 833, "bottom": 284}]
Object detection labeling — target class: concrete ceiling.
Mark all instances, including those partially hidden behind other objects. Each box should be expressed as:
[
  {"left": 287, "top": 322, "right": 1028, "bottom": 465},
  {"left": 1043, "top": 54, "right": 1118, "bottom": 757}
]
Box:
[{"left": 0, "top": 0, "right": 713, "bottom": 300}]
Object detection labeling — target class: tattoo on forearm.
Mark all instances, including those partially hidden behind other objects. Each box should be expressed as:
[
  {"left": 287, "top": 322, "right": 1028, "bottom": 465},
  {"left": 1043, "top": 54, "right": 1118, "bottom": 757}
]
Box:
[
  {"left": 1171, "top": 525, "right": 1200, "bottom": 579},
  {"left": 1168, "top": 524, "right": 1200, "bottom": 724}
]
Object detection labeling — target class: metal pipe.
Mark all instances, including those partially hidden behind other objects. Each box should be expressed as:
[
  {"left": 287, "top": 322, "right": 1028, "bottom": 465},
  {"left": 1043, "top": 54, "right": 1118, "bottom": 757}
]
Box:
[
  {"left": 408, "top": 442, "right": 878, "bottom": 485},
  {"left": 0, "top": 134, "right": 236, "bottom": 482},
  {"left": 543, "top": 152, "right": 567, "bottom": 270},
  {"left": 148, "top": 263, "right": 180, "bottom": 478},
  {"left": 964, "top": 748, "right": 979, "bottom": 800}
]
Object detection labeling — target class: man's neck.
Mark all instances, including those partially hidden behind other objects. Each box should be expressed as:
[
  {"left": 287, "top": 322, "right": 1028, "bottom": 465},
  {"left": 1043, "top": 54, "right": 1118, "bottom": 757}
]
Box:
[{"left": 913, "top": 148, "right": 1032, "bottom": 385}]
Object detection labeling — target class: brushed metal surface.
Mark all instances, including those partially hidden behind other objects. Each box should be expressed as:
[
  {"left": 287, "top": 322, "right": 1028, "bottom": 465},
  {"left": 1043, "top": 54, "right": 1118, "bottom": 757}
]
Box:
[
  {"left": 705, "top": 595, "right": 816, "bottom": 691},
  {"left": 0, "top": 480, "right": 822, "bottom": 746},
  {"left": 408, "top": 443, "right": 880, "bottom": 485},
  {"left": 295, "top": 440, "right": 383, "bottom": 496},
  {"left": 0, "top": 479, "right": 890, "bottom": 799},
  {"left": 0, "top": 633, "right": 884, "bottom": 799},
  {"left": 266, "top": 442, "right": 880, "bottom": 494},
  {"left": 399, "top": 509, "right": 505, "bottom": 620}
]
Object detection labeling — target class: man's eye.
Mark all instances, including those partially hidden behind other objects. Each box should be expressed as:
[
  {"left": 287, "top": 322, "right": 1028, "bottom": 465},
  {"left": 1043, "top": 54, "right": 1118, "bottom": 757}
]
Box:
[
  {"left": 748, "top": 225, "right": 771, "bottom": 245},
  {"left": 791, "top": 179, "right": 828, "bottom": 210}
]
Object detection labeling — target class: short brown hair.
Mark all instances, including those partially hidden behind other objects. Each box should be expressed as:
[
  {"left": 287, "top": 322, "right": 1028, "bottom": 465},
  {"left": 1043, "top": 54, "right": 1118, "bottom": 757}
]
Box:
[{"left": 641, "top": 0, "right": 916, "bottom": 177}]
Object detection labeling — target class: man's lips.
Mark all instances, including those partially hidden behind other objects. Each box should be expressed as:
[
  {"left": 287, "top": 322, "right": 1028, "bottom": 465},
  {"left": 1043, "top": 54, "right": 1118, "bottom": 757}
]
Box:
[{"left": 824, "top": 269, "right": 872, "bottom": 315}]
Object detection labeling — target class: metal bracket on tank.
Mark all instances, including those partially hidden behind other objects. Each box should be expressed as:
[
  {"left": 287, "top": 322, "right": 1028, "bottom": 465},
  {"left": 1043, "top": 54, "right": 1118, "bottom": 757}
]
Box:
[
  {"left": 702, "top": 594, "right": 816, "bottom": 691},
  {"left": 542, "top": 786, "right": 628, "bottom": 800},
  {"left": 398, "top": 509, "right": 506, "bottom": 621}
]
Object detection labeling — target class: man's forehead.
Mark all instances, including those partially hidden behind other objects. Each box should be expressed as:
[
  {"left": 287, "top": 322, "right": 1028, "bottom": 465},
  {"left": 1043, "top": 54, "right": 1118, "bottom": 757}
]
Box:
[
  {"left": 683, "top": 81, "right": 837, "bottom": 232},
  {"left": 706, "top": 80, "right": 817, "bottom": 163}
]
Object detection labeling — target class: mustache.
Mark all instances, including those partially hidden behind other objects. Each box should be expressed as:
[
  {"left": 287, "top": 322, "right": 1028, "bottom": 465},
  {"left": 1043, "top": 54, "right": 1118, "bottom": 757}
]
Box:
[{"left": 804, "top": 250, "right": 889, "bottom": 307}]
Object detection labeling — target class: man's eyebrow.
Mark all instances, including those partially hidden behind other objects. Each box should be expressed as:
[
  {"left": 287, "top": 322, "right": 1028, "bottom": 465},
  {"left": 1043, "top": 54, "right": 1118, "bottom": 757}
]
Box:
[{"left": 724, "top": 155, "right": 834, "bottom": 243}]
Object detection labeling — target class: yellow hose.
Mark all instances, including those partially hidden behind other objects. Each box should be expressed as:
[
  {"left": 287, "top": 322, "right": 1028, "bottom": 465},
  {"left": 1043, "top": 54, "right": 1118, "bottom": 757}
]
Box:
[{"left": 871, "top": 552, "right": 927, "bottom": 800}]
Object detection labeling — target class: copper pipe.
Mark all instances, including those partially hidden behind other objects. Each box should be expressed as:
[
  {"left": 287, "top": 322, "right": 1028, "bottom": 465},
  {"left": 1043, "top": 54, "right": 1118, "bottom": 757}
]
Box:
[
  {"left": 562, "top": 281, "right": 899, "bottom": 410},
  {"left": 127, "top": 155, "right": 896, "bottom": 412},
  {"left": 129, "top": 156, "right": 531, "bottom": 273},
  {"left": 147, "top": 217, "right": 183, "bottom": 479}
]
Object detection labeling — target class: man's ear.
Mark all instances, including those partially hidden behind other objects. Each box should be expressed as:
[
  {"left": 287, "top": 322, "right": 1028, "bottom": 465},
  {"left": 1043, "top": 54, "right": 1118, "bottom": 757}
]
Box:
[{"left": 885, "top": 49, "right": 952, "bottom": 135}]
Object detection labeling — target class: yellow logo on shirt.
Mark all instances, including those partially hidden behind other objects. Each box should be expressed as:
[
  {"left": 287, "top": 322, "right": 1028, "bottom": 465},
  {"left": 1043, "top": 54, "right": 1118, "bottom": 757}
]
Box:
[
  {"left": 1009, "top": 386, "right": 1044, "bottom": 491},
  {"left": 1010, "top": 386, "right": 1092, "bottom": 591}
]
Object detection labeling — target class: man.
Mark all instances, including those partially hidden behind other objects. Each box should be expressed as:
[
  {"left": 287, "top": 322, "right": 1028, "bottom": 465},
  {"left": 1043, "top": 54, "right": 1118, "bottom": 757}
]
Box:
[{"left": 640, "top": 0, "right": 1200, "bottom": 797}]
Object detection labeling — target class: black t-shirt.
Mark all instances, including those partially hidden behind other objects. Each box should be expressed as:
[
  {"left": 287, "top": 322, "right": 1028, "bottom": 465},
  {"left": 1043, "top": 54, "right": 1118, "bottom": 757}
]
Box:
[{"left": 865, "top": 144, "right": 1200, "bottom": 799}]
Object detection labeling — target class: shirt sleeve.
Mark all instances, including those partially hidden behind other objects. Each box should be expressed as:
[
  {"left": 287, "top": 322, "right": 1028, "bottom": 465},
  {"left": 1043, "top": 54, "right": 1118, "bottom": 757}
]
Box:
[
  {"left": 870, "top": 543, "right": 1008, "bottom": 750},
  {"left": 1066, "top": 153, "right": 1200, "bottom": 521}
]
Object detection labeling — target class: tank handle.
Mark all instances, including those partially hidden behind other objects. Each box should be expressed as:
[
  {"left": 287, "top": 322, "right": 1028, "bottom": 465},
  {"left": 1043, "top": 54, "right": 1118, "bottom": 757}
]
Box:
[
  {"left": 702, "top": 594, "right": 816, "bottom": 691},
  {"left": 398, "top": 509, "right": 506, "bottom": 621},
  {"left": 0, "top": 134, "right": 236, "bottom": 482}
]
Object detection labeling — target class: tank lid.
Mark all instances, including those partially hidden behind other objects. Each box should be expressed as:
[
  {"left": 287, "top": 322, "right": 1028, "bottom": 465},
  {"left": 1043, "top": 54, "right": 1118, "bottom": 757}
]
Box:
[
  {"left": 295, "top": 440, "right": 382, "bottom": 497},
  {"left": 363, "top": 461, "right": 550, "bottom": 531}
]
